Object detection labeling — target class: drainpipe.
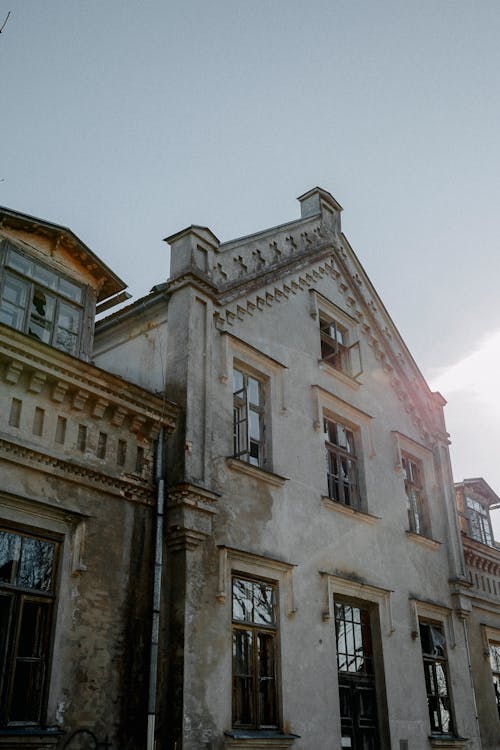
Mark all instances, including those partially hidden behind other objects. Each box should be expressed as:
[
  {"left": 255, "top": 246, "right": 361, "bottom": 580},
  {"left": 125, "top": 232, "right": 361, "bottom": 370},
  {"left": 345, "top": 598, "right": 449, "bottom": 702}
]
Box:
[
  {"left": 462, "top": 618, "right": 482, "bottom": 748},
  {"left": 147, "top": 427, "right": 166, "bottom": 750}
]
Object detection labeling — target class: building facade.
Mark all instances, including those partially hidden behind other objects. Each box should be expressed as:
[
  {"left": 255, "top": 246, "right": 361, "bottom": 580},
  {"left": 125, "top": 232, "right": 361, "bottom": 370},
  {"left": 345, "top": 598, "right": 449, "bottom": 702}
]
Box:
[
  {"left": 0, "top": 208, "right": 178, "bottom": 749},
  {"left": 454, "top": 478, "right": 500, "bottom": 750},
  {"left": 94, "top": 188, "right": 480, "bottom": 750}
]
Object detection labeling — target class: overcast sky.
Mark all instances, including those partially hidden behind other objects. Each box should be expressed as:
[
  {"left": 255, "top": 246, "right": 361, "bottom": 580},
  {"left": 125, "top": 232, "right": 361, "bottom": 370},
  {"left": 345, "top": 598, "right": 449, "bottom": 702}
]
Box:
[{"left": 2, "top": 1, "right": 500, "bottom": 530}]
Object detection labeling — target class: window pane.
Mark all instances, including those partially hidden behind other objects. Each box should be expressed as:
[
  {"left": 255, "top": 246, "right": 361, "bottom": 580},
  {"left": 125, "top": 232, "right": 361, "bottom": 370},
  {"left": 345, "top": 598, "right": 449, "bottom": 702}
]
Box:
[
  {"left": 248, "top": 377, "right": 260, "bottom": 406},
  {"left": 232, "top": 629, "right": 254, "bottom": 726},
  {"left": 57, "top": 301, "right": 81, "bottom": 333},
  {"left": 18, "top": 537, "right": 55, "bottom": 591},
  {"left": 0, "top": 531, "right": 21, "bottom": 583},
  {"left": 6, "top": 248, "right": 32, "bottom": 275},
  {"left": 29, "top": 288, "right": 56, "bottom": 343},
  {"left": 2, "top": 274, "right": 29, "bottom": 307},
  {"left": 32, "top": 262, "right": 58, "bottom": 290},
  {"left": 10, "top": 660, "right": 45, "bottom": 722},
  {"left": 249, "top": 410, "right": 261, "bottom": 441},
  {"left": 232, "top": 368, "right": 244, "bottom": 393},
  {"left": 258, "top": 632, "right": 277, "bottom": 726},
  {"left": 253, "top": 583, "right": 274, "bottom": 625},
  {"left": 58, "top": 276, "right": 83, "bottom": 303},
  {"left": 233, "top": 578, "right": 254, "bottom": 622}
]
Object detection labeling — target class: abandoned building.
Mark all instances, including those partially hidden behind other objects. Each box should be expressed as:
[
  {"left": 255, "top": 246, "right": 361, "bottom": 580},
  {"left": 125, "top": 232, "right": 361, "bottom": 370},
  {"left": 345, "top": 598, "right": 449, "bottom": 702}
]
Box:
[
  {"left": 454, "top": 478, "right": 500, "bottom": 750},
  {"left": 2, "top": 190, "right": 500, "bottom": 749},
  {"left": 0, "top": 207, "right": 178, "bottom": 749}
]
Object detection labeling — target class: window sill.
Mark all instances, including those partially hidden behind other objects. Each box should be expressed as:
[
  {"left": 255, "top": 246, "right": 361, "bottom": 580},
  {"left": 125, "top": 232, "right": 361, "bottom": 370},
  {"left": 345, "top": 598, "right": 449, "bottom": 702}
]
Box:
[
  {"left": 429, "top": 735, "right": 468, "bottom": 749},
  {"left": 0, "top": 727, "right": 62, "bottom": 748},
  {"left": 226, "top": 458, "right": 288, "bottom": 487},
  {"left": 321, "top": 496, "right": 380, "bottom": 525},
  {"left": 406, "top": 531, "right": 441, "bottom": 550},
  {"left": 224, "top": 729, "right": 300, "bottom": 749},
  {"left": 318, "top": 360, "right": 361, "bottom": 389}
]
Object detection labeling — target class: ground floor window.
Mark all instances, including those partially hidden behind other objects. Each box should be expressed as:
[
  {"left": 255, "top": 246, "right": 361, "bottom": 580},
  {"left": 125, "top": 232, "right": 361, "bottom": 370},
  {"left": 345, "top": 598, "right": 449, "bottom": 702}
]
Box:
[
  {"left": 0, "top": 526, "right": 59, "bottom": 725},
  {"left": 335, "top": 602, "right": 379, "bottom": 749},
  {"left": 232, "top": 574, "right": 279, "bottom": 729},
  {"left": 419, "top": 621, "right": 454, "bottom": 735}
]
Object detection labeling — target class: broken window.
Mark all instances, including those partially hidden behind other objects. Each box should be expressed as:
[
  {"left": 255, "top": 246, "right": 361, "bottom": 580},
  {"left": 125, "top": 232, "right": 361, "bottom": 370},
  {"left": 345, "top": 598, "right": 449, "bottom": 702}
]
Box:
[
  {"left": 232, "top": 575, "right": 279, "bottom": 729},
  {"left": 233, "top": 368, "right": 266, "bottom": 468},
  {"left": 335, "top": 602, "right": 380, "bottom": 749},
  {"left": 419, "top": 621, "right": 454, "bottom": 735},
  {"left": 0, "top": 527, "right": 59, "bottom": 725},
  {"left": 0, "top": 242, "right": 84, "bottom": 357},
  {"left": 324, "top": 417, "right": 360, "bottom": 508},
  {"left": 465, "top": 496, "right": 493, "bottom": 546},
  {"left": 320, "top": 314, "right": 362, "bottom": 379},
  {"left": 402, "top": 454, "right": 428, "bottom": 536},
  {"left": 488, "top": 643, "right": 500, "bottom": 719}
]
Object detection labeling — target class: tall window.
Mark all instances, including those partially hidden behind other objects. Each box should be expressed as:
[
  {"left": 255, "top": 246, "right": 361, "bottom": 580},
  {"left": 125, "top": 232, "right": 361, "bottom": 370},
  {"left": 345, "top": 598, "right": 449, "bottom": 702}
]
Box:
[
  {"left": 335, "top": 602, "right": 379, "bottom": 749},
  {"left": 233, "top": 368, "right": 265, "bottom": 467},
  {"left": 402, "top": 454, "right": 427, "bottom": 535},
  {"left": 324, "top": 417, "right": 359, "bottom": 508},
  {"left": 489, "top": 643, "right": 500, "bottom": 719},
  {"left": 419, "top": 621, "right": 454, "bottom": 735},
  {"left": 466, "top": 496, "right": 493, "bottom": 546},
  {"left": 0, "top": 242, "right": 84, "bottom": 356},
  {"left": 232, "top": 575, "right": 278, "bottom": 729},
  {"left": 0, "top": 527, "right": 59, "bottom": 725}
]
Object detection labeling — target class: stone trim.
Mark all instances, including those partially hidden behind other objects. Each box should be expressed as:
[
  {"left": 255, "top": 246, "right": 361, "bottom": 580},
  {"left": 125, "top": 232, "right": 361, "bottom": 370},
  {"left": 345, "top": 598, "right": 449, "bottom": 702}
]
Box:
[
  {"left": 224, "top": 730, "right": 299, "bottom": 749},
  {"left": 406, "top": 531, "right": 441, "bottom": 550},
  {"left": 321, "top": 496, "right": 380, "bottom": 524},
  {"left": 0, "top": 437, "right": 154, "bottom": 504},
  {"left": 226, "top": 458, "right": 288, "bottom": 487},
  {"left": 409, "top": 597, "right": 455, "bottom": 648},
  {"left": 320, "top": 571, "right": 395, "bottom": 636},
  {"left": 429, "top": 736, "right": 468, "bottom": 749},
  {"left": 166, "top": 482, "right": 218, "bottom": 551}
]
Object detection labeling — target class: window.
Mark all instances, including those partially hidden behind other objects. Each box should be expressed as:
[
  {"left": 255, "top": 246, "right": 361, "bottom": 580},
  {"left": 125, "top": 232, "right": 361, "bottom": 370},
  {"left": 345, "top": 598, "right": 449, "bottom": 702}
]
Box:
[
  {"left": 233, "top": 368, "right": 266, "bottom": 468},
  {"left": 0, "top": 242, "right": 84, "bottom": 356},
  {"left": 489, "top": 643, "right": 500, "bottom": 719},
  {"left": 419, "top": 621, "right": 454, "bottom": 735},
  {"left": 335, "top": 602, "right": 379, "bottom": 749},
  {"left": 0, "top": 527, "right": 59, "bottom": 725},
  {"left": 319, "top": 313, "right": 362, "bottom": 379},
  {"left": 232, "top": 575, "right": 278, "bottom": 729},
  {"left": 466, "top": 496, "right": 493, "bottom": 546},
  {"left": 402, "top": 454, "right": 427, "bottom": 536},
  {"left": 324, "top": 417, "right": 360, "bottom": 508}
]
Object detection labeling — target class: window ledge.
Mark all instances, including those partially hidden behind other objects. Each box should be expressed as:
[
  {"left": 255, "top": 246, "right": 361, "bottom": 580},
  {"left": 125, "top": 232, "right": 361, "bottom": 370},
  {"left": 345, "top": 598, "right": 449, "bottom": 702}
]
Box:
[
  {"left": 224, "top": 729, "right": 300, "bottom": 749},
  {"left": 406, "top": 531, "right": 441, "bottom": 550},
  {"left": 226, "top": 458, "right": 288, "bottom": 487},
  {"left": 318, "top": 360, "right": 361, "bottom": 389},
  {"left": 429, "top": 735, "right": 468, "bottom": 749},
  {"left": 0, "top": 727, "right": 62, "bottom": 748},
  {"left": 321, "top": 496, "right": 380, "bottom": 525}
]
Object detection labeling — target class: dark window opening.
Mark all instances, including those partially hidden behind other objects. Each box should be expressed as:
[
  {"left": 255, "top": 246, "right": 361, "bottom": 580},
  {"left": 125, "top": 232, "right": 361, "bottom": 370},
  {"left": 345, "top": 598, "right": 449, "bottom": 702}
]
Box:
[
  {"left": 419, "top": 621, "right": 454, "bottom": 735},
  {"left": 489, "top": 643, "right": 500, "bottom": 719},
  {"left": 232, "top": 575, "right": 279, "bottom": 730},
  {"left": 233, "top": 368, "right": 266, "bottom": 468},
  {"left": 402, "top": 455, "right": 428, "bottom": 536},
  {"left": 0, "top": 528, "right": 58, "bottom": 726},
  {"left": 324, "top": 417, "right": 360, "bottom": 508},
  {"left": 320, "top": 316, "right": 362, "bottom": 378},
  {"left": 466, "top": 496, "right": 493, "bottom": 546}
]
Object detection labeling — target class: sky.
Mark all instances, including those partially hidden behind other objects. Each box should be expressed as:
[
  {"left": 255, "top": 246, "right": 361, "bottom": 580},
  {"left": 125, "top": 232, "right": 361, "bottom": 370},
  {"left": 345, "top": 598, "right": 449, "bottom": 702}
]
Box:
[{"left": 2, "top": 1, "right": 500, "bottom": 531}]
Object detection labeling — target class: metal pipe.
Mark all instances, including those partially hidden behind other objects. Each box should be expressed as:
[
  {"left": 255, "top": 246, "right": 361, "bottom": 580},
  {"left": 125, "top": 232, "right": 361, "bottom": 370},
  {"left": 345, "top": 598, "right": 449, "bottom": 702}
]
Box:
[{"left": 147, "top": 427, "right": 166, "bottom": 750}]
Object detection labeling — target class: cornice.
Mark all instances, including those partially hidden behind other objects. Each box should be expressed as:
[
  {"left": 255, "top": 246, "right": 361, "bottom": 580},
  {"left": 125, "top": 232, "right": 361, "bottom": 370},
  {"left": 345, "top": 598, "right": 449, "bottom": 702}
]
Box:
[
  {"left": 0, "top": 437, "right": 154, "bottom": 504},
  {"left": 0, "top": 326, "right": 178, "bottom": 434}
]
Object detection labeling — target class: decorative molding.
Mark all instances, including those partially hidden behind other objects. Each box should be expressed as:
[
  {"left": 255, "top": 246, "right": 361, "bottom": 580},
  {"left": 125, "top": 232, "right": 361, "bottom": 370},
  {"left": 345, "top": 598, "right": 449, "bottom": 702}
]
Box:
[
  {"left": 226, "top": 458, "right": 288, "bottom": 487},
  {"left": 166, "top": 482, "right": 219, "bottom": 551},
  {"left": 217, "top": 545, "right": 296, "bottom": 616},
  {"left": 320, "top": 496, "right": 380, "bottom": 525},
  {"left": 409, "top": 597, "right": 455, "bottom": 648},
  {"left": 311, "top": 384, "right": 375, "bottom": 458},
  {"left": 320, "top": 572, "right": 394, "bottom": 636},
  {"left": 0, "top": 437, "right": 154, "bottom": 503},
  {"left": 405, "top": 531, "right": 441, "bottom": 550}
]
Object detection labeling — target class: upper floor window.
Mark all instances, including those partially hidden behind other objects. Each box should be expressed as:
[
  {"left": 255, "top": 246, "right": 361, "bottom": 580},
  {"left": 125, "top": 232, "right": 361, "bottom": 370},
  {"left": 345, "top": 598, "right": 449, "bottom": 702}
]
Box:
[
  {"left": 0, "top": 527, "right": 59, "bottom": 725},
  {"left": 419, "top": 620, "right": 454, "bottom": 736},
  {"left": 319, "top": 313, "right": 362, "bottom": 380},
  {"left": 466, "top": 496, "right": 493, "bottom": 546},
  {"left": 0, "top": 242, "right": 84, "bottom": 356},
  {"left": 324, "top": 417, "right": 360, "bottom": 509},
  {"left": 232, "top": 575, "right": 279, "bottom": 729},
  {"left": 402, "top": 454, "right": 429, "bottom": 536},
  {"left": 233, "top": 367, "right": 266, "bottom": 468}
]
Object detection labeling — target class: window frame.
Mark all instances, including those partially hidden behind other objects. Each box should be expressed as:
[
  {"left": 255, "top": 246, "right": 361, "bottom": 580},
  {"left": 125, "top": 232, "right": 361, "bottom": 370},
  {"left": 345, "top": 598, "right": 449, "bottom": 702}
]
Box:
[
  {"left": 465, "top": 495, "right": 494, "bottom": 547},
  {"left": 324, "top": 415, "right": 360, "bottom": 509},
  {"left": 418, "top": 619, "right": 455, "bottom": 737},
  {"left": 232, "top": 366, "right": 267, "bottom": 469},
  {"left": 0, "top": 524, "right": 61, "bottom": 727},
  {"left": 0, "top": 240, "right": 86, "bottom": 358},
  {"left": 310, "top": 291, "right": 362, "bottom": 382},
  {"left": 488, "top": 641, "right": 500, "bottom": 720},
  {"left": 231, "top": 573, "right": 280, "bottom": 730},
  {"left": 401, "top": 453, "right": 429, "bottom": 536}
]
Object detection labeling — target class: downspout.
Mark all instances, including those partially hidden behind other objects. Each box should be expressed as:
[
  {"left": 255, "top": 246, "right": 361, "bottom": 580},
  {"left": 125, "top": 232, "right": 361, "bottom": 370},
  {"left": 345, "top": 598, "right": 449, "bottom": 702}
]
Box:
[
  {"left": 462, "top": 618, "right": 482, "bottom": 748},
  {"left": 147, "top": 427, "right": 166, "bottom": 750}
]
